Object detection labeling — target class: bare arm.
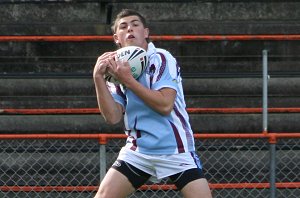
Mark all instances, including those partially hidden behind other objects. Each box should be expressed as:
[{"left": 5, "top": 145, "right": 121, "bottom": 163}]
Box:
[
  {"left": 126, "top": 80, "right": 176, "bottom": 115},
  {"left": 93, "top": 52, "right": 123, "bottom": 124}
]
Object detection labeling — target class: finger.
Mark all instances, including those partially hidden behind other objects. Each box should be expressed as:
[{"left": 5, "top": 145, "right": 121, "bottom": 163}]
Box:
[
  {"left": 98, "top": 51, "right": 116, "bottom": 62},
  {"left": 117, "top": 59, "right": 130, "bottom": 68},
  {"left": 107, "top": 56, "right": 117, "bottom": 70},
  {"left": 94, "top": 59, "right": 109, "bottom": 74},
  {"left": 114, "top": 53, "right": 119, "bottom": 61},
  {"left": 96, "top": 52, "right": 115, "bottom": 66}
]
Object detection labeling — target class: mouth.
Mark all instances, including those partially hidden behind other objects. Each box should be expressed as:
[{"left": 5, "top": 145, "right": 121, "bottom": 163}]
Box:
[{"left": 127, "top": 34, "right": 135, "bottom": 39}]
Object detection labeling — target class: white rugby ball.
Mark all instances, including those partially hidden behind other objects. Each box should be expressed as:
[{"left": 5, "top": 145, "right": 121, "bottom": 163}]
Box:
[{"left": 104, "top": 46, "right": 148, "bottom": 84}]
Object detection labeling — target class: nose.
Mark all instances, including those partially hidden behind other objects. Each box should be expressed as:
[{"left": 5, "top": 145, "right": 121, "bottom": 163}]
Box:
[{"left": 127, "top": 25, "right": 133, "bottom": 32}]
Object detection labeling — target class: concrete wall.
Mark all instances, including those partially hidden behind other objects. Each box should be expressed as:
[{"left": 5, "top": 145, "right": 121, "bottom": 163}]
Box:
[
  {"left": 0, "top": 0, "right": 299, "bottom": 133},
  {"left": 1, "top": 1, "right": 300, "bottom": 35}
]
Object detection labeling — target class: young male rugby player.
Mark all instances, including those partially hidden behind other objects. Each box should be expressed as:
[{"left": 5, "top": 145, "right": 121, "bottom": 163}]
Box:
[{"left": 93, "top": 9, "right": 212, "bottom": 198}]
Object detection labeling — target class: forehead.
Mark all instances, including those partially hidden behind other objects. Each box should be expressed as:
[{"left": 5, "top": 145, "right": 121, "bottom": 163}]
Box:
[{"left": 117, "top": 15, "right": 141, "bottom": 25}]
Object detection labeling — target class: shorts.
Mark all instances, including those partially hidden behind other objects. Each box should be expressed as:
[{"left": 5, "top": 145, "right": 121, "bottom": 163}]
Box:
[{"left": 111, "top": 147, "right": 204, "bottom": 190}]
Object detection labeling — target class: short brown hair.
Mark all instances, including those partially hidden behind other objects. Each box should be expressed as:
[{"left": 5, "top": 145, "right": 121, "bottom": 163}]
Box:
[{"left": 111, "top": 9, "right": 150, "bottom": 42}]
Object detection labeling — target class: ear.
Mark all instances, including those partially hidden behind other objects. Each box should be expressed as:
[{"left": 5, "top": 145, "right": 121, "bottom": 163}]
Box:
[
  {"left": 144, "top": 28, "right": 150, "bottom": 39},
  {"left": 113, "top": 34, "right": 119, "bottom": 44}
]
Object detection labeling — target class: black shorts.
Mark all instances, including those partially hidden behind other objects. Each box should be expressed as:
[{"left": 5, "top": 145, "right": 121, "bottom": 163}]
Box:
[{"left": 112, "top": 159, "right": 204, "bottom": 190}]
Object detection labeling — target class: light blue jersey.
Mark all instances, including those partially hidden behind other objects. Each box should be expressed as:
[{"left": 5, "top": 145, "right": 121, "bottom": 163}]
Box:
[{"left": 107, "top": 42, "right": 195, "bottom": 155}]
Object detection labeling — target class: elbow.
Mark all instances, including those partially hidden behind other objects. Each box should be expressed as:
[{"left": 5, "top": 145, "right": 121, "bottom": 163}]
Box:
[
  {"left": 105, "top": 117, "right": 121, "bottom": 125},
  {"left": 101, "top": 104, "right": 123, "bottom": 125},
  {"left": 103, "top": 114, "right": 122, "bottom": 125},
  {"left": 158, "top": 105, "right": 173, "bottom": 116}
]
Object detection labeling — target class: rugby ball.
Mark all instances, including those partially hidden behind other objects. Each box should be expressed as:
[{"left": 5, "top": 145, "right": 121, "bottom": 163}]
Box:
[{"left": 104, "top": 46, "right": 148, "bottom": 84}]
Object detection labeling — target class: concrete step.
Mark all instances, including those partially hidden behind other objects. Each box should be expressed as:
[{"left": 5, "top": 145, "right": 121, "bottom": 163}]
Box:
[
  {"left": 1, "top": 77, "right": 300, "bottom": 96},
  {"left": 188, "top": 96, "right": 300, "bottom": 108},
  {"left": 0, "top": 112, "right": 300, "bottom": 133},
  {"left": 1, "top": 40, "right": 299, "bottom": 73},
  {"left": 2, "top": 21, "right": 299, "bottom": 35},
  {"left": 1, "top": 2, "right": 299, "bottom": 35},
  {"left": 2, "top": 95, "right": 299, "bottom": 109},
  {"left": 0, "top": 77, "right": 299, "bottom": 108},
  {"left": 1, "top": 58, "right": 300, "bottom": 75},
  {"left": 1, "top": 40, "right": 298, "bottom": 80},
  {"left": 0, "top": 96, "right": 97, "bottom": 109}
]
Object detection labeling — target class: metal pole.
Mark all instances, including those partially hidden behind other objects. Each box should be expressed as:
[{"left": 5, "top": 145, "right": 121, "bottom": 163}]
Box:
[
  {"left": 99, "top": 144, "right": 106, "bottom": 182},
  {"left": 262, "top": 50, "right": 268, "bottom": 133},
  {"left": 270, "top": 142, "right": 277, "bottom": 198},
  {"left": 262, "top": 49, "right": 276, "bottom": 198}
]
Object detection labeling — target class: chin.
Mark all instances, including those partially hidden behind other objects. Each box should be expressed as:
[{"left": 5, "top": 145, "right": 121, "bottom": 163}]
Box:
[{"left": 124, "top": 41, "right": 139, "bottom": 47}]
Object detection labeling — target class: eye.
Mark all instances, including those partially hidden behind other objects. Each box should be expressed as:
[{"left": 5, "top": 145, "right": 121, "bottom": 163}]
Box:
[
  {"left": 119, "top": 24, "right": 127, "bottom": 30},
  {"left": 133, "top": 22, "right": 140, "bottom": 26}
]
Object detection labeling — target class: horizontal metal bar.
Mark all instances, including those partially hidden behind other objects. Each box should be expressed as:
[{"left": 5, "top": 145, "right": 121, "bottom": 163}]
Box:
[
  {"left": 2, "top": 107, "right": 300, "bottom": 115},
  {"left": 1, "top": 182, "right": 300, "bottom": 192},
  {"left": 0, "top": 133, "right": 299, "bottom": 140},
  {"left": 0, "top": 35, "right": 300, "bottom": 42}
]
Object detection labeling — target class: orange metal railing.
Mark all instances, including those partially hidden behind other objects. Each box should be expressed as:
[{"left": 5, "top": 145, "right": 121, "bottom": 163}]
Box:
[
  {"left": 0, "top": 34, "right": 300, "bottom": 42},
  {"left": 1, "top": 107, "right": 300, "bottom": 115},
  {"left": 0, "top": 132, "right": 299, "bottom": 144},
  {"left": 0, "top": 182, "right": 300, "bottom": 192}
]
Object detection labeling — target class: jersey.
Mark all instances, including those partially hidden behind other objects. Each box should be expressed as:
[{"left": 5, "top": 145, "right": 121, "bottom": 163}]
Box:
[{"left": 107, "top": 42, "right": 195, "bottom": 155}]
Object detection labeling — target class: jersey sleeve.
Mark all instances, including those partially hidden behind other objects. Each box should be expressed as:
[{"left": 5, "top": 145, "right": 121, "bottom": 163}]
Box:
[
  {"left": 106, "top": 82, "right": 127, "bottom": 108},
  {"left": 151, "top": 51, "right": 181, "bottom": 92}
]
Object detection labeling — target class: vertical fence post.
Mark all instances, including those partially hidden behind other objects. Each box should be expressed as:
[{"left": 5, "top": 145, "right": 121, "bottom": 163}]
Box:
[
  {"left": 269, "top": 138, "right": 277, "bottom": 198},
  {"left": 99, "top": 144, "right": 106, "bottom": 182},
  {"left": 99, "top": 136, "right": 107, "bottom": 183},
  {"left": 262, "top": 50, "right": 276, "bottom": 198},
  {"left": 262, "top": 49, "right": 268, "bottom": 133}
]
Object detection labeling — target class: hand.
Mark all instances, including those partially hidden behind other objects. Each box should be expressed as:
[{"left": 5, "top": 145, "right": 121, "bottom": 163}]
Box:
[
  {"left": 93, "top": 51, "right": 116, "bottom": 79},
  {"left": 106, "top": 56, "right": 135, "bottom": 85}
]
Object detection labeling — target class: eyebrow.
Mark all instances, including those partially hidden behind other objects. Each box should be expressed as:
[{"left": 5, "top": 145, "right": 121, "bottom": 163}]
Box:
[{"left": 119, "top": 19, "right": 140, "bottom": 26}]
